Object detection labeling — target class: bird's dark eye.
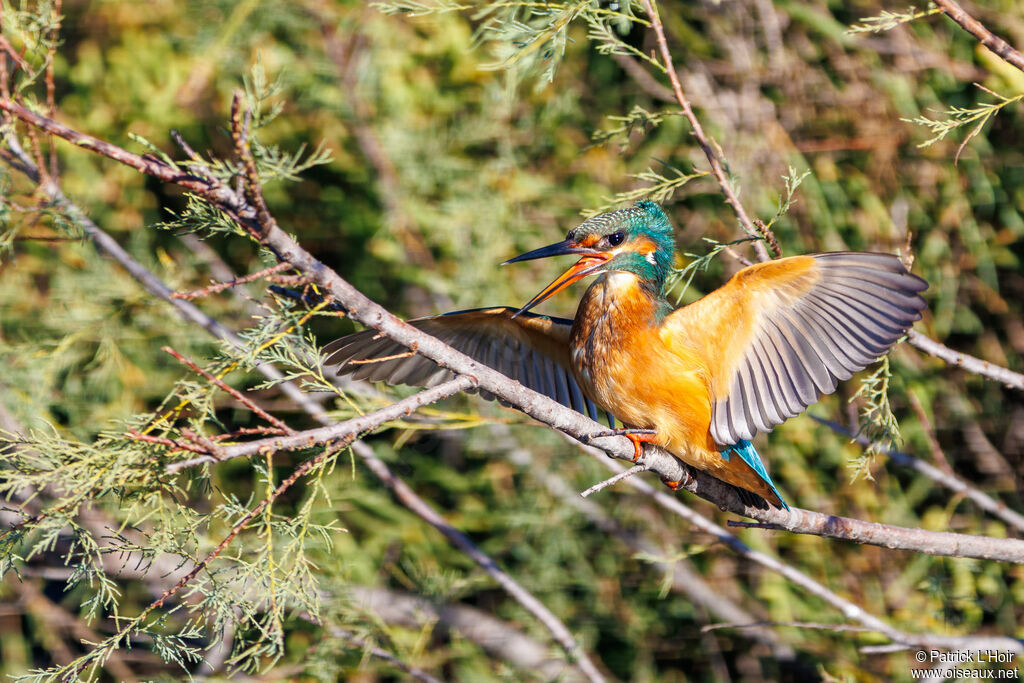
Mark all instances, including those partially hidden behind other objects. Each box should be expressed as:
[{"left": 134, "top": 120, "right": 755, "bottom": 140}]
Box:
[{"left": 608, "top": 231, "right": 625, "bottom": 246}]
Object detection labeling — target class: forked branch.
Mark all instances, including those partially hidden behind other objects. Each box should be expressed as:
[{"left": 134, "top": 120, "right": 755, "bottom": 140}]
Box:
[{"left": 2, "top": 98, "right": 1022, "bottom": 566}]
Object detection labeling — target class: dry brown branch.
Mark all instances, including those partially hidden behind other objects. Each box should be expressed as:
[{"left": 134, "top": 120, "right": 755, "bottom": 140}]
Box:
[
  {"left": 170, "top": 262, "right": 292, "bottom": 300},
  {"left": 934, "top": 0, "right": 1024, "bottom": 74},
  {"left": 609, "top": 456, "right": 1024, "bottom": 654},
  {"left": 5, "top": 100, "right": 1022, "bottom": 565},
  {"left": 639, "top": 0, "right": 772, "bottom": 261},
  {"left": 162, "top": 345, "right": 291, "bottom": 435}
]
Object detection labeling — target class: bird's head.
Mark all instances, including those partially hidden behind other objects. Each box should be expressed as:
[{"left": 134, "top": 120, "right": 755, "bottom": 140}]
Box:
[{"left": 503, "top": 201, "right": 675, "bottom": 315}]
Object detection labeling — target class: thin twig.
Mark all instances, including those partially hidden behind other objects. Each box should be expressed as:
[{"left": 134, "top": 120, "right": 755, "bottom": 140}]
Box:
[
  {"left": 162, "top": 345, "right": 291, "bottom": 435},
  {"left": 0, "top": 35, "right": 31, "bottom": 72},
  {"left": 165, "top": 376, "right": 476, "bottom": 473},
  {"left": 170, "top": 261, "right": 292, "bottom": 300},
  {"left": 579, "top": 463, "right": 650, "bottom": 498},
  {"left": 347, "top": 351, "right": 416, "bottom": 365},
  {"left": 639, "top": 0, "right": 770, "bottom": 261}
]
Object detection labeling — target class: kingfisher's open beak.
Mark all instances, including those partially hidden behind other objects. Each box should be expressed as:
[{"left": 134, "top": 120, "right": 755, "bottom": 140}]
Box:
[{"left": 502, "top": 239, "right": 611, "bottom": 317}]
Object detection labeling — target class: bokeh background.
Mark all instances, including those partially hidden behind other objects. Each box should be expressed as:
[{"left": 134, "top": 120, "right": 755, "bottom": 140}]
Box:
[{"left": 1, "top": 1, "right": 1023, "bottom": 680}]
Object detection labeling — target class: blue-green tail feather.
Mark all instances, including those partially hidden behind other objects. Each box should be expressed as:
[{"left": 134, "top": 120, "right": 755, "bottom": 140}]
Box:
[{"left": 720, "top": 440, "right": 789, "bottom": 510}]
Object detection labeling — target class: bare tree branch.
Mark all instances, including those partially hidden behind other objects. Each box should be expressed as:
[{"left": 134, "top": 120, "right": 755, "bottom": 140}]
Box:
[
  {"left": 933, "top": 0, "right": 1024, "bottom": 74},
  {"left": 4, "top": 99, "right": 1022, "bottom": 566},
  {"left": 579, "top": 462, "right": 650, "bottom": 498},
  {"left": 639, "top": 0, "right": 772, "bottom": 261},
  {"left": 812, "top": 415, "right": 1024, "bottom": 535},
  {"left": 908, "top": 330, "right": 1024, "bottom": 391},
  {"left": 607, "top": 455, "right": 1024, "bottom": 654}
]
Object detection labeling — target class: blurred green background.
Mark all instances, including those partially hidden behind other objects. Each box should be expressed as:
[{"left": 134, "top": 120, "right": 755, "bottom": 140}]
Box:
[{"left": 1, "top": 1, "right": 1023, "bottom": 680}]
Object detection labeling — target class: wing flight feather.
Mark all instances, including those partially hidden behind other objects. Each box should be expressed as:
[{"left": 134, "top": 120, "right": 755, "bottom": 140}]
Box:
[
  {"left": 666, "top": 252, "right": 927, "bottom": 445},
  {"left": 323, "top": 307, "right": 613, "bottom": 424}
]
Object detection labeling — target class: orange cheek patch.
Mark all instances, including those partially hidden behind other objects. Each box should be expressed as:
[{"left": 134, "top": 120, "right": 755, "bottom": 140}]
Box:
[
  {"left": 579, "top": 234, "right": 600, "bottom": 248},
  {"left": 634, "top": 238, "right": 657, "bottom": 255}
]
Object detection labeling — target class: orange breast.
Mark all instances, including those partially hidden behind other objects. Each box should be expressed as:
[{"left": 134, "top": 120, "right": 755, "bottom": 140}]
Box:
[
  {"left": 569, "top": 273, "right": 717, "bottom": 455},
  {"left": 568, "top": 272, "right": 784, "bottom": 502}
]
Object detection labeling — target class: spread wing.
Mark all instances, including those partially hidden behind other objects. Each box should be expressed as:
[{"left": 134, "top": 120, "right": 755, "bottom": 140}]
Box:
[
  {"left": 663, "top": 252, "right": 928, "bottom": 445},
  {"left": 323, "top": 307, "right": 613, "bottom": 424}
]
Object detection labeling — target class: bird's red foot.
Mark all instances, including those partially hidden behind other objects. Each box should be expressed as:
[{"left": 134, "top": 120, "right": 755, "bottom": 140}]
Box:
[
  {"left": 580, "top": 428, "right": 657, "bottom": 462},
  {"left": 660, "top": 477, "right": 683, "bottom": 491}
]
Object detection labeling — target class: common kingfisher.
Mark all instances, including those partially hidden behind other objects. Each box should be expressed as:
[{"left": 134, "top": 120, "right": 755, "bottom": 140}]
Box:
[{"left": 324, "top": 201, "right": 927, "bottom": 509}]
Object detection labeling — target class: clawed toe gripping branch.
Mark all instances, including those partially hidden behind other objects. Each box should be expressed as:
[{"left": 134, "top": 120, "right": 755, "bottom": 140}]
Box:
[
  {"left": 2, "top": 88, "right": 1024, "bottom": 566},
  {"left": 4, "top": 3, "right": 1024, "bottom": 676},
  {"left": 578, "top": 427, "right": 657, "bottom": 461}
]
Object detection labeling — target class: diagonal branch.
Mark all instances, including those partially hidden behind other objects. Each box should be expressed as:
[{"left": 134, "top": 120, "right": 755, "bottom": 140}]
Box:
[
  {"left": 639, "top": 0, "right": 771, "bottom": 261},
  {"left": 3, "top": 97, "right": 1023, "bottom": 566},
  {"left": 907, "top": 330, "right": 1024, "bottom": 391},
  {"left": 0, "top": 119, "right": 602, "bottom": 679},
  {"left": 933, "top": 0, "right": 1024, "bottom": 74},
  {"left": 165, "top": 376, "right": 476, "bottom": 473}
]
